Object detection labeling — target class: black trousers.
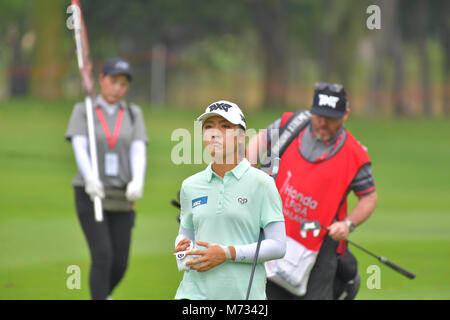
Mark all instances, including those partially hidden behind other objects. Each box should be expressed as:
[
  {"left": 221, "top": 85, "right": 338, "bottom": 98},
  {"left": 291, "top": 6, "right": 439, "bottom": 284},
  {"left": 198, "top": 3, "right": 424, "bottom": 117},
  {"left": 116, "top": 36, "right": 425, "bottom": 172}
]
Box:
[
  {"left": 266, "top": 235, "right": 339, "bottom": 300},
  {"left": 74, "top": 187, "right": 135, "bottom": 300}
]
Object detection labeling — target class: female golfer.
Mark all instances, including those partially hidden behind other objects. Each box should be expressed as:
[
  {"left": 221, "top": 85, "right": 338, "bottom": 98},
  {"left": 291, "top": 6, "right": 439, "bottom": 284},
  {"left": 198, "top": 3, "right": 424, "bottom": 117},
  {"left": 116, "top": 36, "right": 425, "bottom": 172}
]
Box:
[
  {"left": 65, "top": 57, "right": 148, "bottom": 300},
  {"left": 174, "top": 100, "right": 286, "bottom": 300}
]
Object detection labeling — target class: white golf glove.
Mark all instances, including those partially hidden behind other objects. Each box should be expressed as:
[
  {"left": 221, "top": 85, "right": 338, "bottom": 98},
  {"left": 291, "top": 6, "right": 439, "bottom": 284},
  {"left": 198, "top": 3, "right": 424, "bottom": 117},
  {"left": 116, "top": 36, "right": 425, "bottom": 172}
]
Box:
[
  {"left": 174, "top": 241, "right": 200, "bottom": 272},
  {"left": 126, "top": 179, "right": 144, "bottom": 202},
  {"left": 84, "top": 176, "right": 105, "bottom": 201}
]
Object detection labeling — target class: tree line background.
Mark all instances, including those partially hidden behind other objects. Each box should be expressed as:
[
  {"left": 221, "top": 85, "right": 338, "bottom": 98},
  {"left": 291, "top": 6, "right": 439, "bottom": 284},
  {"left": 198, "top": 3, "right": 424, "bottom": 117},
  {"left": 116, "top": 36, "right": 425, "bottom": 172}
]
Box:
[{"left": 0, "top": 0, "right": 449, "bottom": 117}]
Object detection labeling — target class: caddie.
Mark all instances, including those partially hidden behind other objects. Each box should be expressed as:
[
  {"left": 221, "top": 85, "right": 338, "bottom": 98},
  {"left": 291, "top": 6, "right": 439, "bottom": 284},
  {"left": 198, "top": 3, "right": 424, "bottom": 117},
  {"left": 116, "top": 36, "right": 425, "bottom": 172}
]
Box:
[
  {"left": 247, "top": 82, "right": 378, "bottom": 300},
  {"left": 174, "top": 100, "right": 286, "bottom": 300},
  {"left": 65, "top": 57, "right": 148, "bottom": 300}
]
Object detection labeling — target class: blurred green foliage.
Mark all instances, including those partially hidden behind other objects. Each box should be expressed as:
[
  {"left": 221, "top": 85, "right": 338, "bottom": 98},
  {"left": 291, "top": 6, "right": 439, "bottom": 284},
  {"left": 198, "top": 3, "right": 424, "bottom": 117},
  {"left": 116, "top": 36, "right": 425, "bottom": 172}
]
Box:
[{"left": 0, "top": 99, "right": 449, "bottom": 299}]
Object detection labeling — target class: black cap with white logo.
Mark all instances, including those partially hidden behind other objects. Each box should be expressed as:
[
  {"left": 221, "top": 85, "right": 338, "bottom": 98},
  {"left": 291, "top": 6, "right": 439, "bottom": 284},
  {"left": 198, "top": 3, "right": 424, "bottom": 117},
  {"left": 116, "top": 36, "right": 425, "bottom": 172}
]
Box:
[
  {"left": 310, "top": 82, "right": 347, "bottom": 119},
  {"left": 102, "top": 57, "right": 133, "bottom": 81}
]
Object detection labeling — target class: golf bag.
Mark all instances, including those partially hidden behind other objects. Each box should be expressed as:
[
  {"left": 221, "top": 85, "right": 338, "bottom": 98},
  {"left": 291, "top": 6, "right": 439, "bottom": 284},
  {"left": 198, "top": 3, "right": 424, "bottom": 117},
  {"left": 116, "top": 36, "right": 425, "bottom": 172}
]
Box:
[{"left": 333, "top": 247, "right": 360, "bottom": 300}]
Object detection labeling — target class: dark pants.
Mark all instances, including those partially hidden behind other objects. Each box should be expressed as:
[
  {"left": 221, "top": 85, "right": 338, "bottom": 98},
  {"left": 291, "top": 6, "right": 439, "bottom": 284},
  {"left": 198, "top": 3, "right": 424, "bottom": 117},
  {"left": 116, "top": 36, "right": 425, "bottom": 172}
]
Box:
[
  {"left": 74, "top": 187, "right": 135, "bottom": 300},
  {"left": 266, "top": 235, "right": 339, "bottom": 300}
]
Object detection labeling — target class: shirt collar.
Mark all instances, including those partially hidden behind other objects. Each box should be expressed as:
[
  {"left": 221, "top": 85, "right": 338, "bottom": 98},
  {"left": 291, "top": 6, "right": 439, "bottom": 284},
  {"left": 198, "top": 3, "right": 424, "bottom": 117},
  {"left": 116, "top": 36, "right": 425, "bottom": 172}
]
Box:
[
  {"left": 205, "top": 163, "right": 214, "bottom": 182},
  {"left": 96, "top": 95, "right": 125, "bottom": 112},
  {"left": 230, "top": 158, "right": 251, "bottom": 180},
  {"left": 205, "top": 158, "right": 251, "bottom": 182}
]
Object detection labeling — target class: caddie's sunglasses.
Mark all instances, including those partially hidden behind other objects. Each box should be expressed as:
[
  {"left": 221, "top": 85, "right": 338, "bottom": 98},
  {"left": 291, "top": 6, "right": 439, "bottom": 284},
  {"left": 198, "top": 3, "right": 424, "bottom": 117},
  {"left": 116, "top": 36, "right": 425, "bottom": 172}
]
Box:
[{"left": 314, "top": 82, "right": 344, "bottom": 93}]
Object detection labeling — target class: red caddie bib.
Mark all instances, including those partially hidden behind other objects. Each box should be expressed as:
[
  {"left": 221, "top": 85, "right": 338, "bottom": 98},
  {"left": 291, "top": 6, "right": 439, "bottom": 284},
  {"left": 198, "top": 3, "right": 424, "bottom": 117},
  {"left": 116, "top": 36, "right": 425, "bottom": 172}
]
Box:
[{"left": 276, "top": 112, "right": 371, "bottom": 252}]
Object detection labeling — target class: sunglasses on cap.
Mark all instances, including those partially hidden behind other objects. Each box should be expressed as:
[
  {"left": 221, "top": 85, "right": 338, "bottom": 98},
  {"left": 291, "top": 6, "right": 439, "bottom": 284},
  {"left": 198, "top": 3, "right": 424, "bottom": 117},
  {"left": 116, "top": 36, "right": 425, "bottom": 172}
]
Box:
[{"left": 314, "top": 82, "right": 344, "bottom": 93}]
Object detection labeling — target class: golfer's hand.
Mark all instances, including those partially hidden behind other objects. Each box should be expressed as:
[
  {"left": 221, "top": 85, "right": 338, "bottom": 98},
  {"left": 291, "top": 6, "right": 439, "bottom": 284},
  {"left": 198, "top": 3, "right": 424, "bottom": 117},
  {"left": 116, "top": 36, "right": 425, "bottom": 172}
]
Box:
[
  {"left": 126, "top": 179, "right": 144, "bottom": 202},
  {"left": 174, "top": 239, "right": 192, "bottom": 253},
  {"left": 186, "top": 241, "right": 227, "bottom": 272},
  {"left": 84, "top": 176, "right": 105, "bottom": 201},
  {"left": 327, "top": 221, "right": 350, "bottom": 241}
]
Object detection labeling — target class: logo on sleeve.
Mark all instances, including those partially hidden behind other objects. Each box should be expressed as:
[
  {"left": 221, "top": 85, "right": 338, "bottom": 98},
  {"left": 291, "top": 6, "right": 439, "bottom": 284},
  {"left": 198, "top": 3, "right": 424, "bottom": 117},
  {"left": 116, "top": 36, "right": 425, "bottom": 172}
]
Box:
[{"left": 192, "top": 196, "right": 208, "bottom": 208}]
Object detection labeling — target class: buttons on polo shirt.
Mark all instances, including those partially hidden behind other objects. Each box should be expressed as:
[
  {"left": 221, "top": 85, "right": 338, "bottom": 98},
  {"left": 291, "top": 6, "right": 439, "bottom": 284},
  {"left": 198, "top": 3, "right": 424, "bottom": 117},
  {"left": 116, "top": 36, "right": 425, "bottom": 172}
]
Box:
[{"left": 217, "top": 182, "right": 225, "bottom": 214}]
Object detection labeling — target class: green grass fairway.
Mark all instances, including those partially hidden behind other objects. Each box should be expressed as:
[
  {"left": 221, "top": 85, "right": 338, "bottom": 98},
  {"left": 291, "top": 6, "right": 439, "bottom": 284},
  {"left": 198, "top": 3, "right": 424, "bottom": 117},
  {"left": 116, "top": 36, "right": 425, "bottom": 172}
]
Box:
[{"left": 1, "top": 99, "right": 449, "bottom": 299}]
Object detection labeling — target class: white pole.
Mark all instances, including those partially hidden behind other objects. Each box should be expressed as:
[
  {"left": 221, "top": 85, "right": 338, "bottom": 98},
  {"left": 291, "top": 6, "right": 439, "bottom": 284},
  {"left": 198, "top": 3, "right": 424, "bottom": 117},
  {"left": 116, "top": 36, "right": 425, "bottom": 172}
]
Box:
[
  {"left": 70, "top": 2, "right": 103, "bottom": 222},
  {"left": 84, "top": 95, "right": 103, "bottom": 222}
]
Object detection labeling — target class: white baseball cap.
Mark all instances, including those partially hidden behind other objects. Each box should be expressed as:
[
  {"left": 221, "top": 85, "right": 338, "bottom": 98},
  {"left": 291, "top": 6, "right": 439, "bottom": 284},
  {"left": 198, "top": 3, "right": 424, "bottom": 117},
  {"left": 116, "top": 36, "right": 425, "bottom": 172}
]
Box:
[{"left": 197, "top": 100, "right": 246, "bottom": 130}]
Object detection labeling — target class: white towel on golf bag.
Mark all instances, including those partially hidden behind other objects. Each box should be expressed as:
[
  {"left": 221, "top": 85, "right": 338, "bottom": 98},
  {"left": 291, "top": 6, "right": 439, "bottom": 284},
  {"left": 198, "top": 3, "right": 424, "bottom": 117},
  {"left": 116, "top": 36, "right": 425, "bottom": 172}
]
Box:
[{"left": 265, "top": 236, "right": 318, "bottom": 296}]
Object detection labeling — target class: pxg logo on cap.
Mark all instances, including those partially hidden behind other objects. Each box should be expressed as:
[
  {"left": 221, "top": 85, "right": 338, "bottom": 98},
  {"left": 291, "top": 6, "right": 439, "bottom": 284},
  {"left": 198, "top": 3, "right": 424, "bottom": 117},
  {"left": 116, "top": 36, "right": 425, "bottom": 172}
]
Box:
[
  {"left": 197, "top": 100, "right": 247, "bottom": 130},
  {"left": 209, "top": 102, "right": 232, "bottom": 112},
  {"left": 115, "top": 61, "right": 130, "bottom": 71},
  {"left": 102, "top": 57, "right": 133, "bottom": 81},
  {"left": 311, "top": 82, "right": 347, "bottom": 119},
  {"left": 318, "top": 94, "right": 339, "bottom": 109}
]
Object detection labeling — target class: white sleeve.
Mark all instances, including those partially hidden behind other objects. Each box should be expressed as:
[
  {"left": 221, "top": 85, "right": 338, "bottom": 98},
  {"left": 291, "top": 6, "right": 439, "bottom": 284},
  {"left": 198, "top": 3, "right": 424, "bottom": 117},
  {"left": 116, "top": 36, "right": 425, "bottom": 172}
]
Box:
[
  {"left": 130, "top": 140, "right": 146, "bottom": 183},
  {"left": 72, "top": 135, "right": 93, "bottom": 180},
  {"left": 175, "top": 225, "right": 195, "bottom": 248},
  {"left": 234, "top": 221, "right": 286, "bottom": 263}
]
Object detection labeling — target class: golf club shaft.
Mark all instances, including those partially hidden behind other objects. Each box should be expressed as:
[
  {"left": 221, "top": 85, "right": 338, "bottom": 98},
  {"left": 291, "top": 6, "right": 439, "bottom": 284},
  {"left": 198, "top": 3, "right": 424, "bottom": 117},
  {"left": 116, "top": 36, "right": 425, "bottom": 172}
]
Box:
[
  {"left": 245, "top": 228, "right": 263, "bottom": 300},
  {"left": 246, "top": 157, "right": 281, "bottom": 300},
  {"left": 347, "top": 239, "right": 416, "bottom": 279},
  {"left": 319, "top": 223, "right": 415, "bottom": 279}
]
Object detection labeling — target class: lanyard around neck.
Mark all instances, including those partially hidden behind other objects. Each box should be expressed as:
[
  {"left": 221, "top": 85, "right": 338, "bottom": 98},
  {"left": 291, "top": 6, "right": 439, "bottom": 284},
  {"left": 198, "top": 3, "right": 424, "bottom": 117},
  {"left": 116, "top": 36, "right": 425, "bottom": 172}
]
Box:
[{"left": 95, "top": 106, "right": 124, "bottom": 149}]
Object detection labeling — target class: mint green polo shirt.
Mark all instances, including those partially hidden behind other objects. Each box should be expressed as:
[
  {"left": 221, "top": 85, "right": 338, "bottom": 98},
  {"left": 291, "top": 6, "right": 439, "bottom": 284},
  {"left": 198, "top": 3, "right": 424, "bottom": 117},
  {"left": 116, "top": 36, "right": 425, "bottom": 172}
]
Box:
[{"left": 175, "top": 158, "right": 284, "bottom": 300}]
